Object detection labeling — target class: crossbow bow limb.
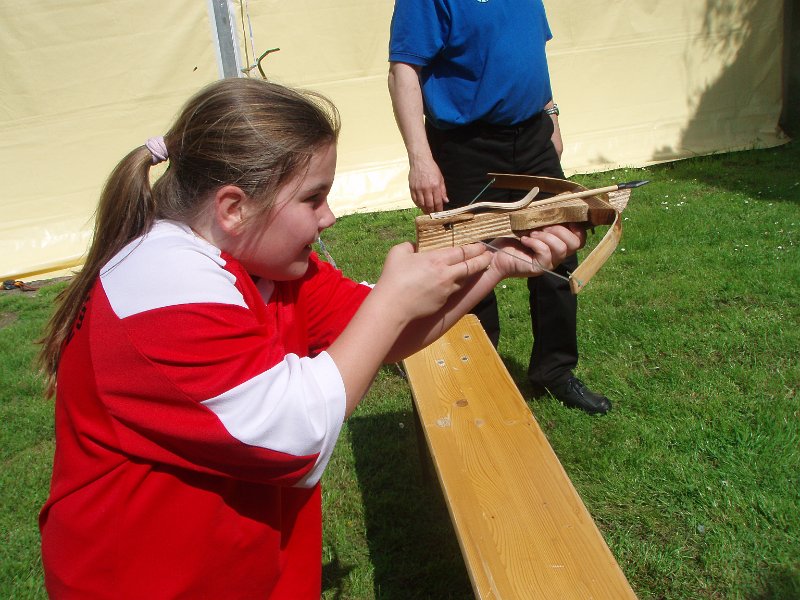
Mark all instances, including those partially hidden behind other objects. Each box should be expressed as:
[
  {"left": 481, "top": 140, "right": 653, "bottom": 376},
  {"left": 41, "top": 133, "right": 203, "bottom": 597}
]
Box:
[{"left": 415, "top": 174, "right": 647, "bottom": 294}]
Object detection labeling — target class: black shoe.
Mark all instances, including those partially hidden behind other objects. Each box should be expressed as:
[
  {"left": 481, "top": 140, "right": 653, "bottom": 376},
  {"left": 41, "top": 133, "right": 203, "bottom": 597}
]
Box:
[{"left": 540, "top": 376, "right": 611, "bottom": 415}]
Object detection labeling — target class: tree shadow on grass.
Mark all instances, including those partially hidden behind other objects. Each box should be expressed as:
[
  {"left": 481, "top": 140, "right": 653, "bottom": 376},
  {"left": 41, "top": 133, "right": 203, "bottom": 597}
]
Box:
[
  {"left": 651, "top": 140, "right": 800, "bottom": 206},
  {"left": 647, "top": 0, "right": 791, "bottom": 198},
  {"left": 346, "top": 409, "right": 473, "bottom": 599},
  {"left": 747, "top": 563, "right": 800, "bottom": 600}
]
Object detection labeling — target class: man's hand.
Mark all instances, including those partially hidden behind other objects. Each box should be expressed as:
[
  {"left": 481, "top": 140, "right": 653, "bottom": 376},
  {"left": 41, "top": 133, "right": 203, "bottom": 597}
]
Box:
[{"left": 409, "top": 155, "right": 448, "bottom": 214}]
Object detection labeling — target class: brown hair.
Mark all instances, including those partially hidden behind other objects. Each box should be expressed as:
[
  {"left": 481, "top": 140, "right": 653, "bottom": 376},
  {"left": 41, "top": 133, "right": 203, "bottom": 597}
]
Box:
[{"left": 39, "top": 78, "right": 340, "bottom": 393}]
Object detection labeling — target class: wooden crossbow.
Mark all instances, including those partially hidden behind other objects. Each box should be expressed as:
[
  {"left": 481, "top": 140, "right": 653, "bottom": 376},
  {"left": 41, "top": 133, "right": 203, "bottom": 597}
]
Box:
[{"left": 415, "top": 174, "right": 648, "bottom": 294}]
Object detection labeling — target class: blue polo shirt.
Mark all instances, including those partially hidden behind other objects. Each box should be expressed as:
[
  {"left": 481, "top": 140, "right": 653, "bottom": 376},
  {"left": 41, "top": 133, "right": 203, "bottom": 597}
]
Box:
[{"left": 389, "top": 0, "right": 554, "bottom": 129}]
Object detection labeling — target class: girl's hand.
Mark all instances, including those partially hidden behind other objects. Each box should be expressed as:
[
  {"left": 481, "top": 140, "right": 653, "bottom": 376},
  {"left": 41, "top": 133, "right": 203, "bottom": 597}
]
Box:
[
  {"left": 372, "top": 242, "right": 491, "bottom": 321},
  {"left": 488, "top": 224, "right": 585, "bottom": 278}
]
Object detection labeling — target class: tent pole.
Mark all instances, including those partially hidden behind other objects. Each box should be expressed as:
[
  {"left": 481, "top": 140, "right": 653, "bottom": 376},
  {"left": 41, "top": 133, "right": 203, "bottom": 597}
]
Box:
[{"left": 208, "top": 0, "right": 241, "bottom": 78}]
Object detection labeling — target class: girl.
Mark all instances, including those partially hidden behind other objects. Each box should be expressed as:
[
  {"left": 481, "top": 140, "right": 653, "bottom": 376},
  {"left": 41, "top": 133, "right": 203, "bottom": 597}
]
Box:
[{"left": 38, "top": 77, "right": 582, "bottom": 598}]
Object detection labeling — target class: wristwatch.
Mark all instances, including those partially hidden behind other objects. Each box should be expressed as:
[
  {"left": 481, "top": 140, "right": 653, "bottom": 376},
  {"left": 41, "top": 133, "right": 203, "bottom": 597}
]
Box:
[{"left": 544, "top": 103, "right": 559, "bottom": 116}]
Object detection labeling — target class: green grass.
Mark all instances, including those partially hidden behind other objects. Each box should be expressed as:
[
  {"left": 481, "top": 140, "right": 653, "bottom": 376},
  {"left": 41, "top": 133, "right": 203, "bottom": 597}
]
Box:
[
  {"left": 1, "top": 286, "right": 59, "bottom": 599},
  {"left": 2, "top": 142, "right": 798, "bottom": 599}
]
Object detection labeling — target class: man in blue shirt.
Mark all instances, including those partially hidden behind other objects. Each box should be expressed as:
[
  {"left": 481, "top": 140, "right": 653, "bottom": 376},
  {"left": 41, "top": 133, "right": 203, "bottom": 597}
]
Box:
[{"left": 388, "top": 0, "right": 611, "bottom": 414}]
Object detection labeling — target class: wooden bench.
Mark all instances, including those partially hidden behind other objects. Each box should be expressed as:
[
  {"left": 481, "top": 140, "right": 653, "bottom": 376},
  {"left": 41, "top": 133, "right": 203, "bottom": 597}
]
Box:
[{"left": 403, "top": 314, "right": 637, "bottom": 599}]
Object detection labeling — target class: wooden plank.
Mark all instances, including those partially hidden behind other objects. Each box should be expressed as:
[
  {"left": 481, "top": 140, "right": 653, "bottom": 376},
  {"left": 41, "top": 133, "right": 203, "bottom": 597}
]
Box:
[{"left": 403, "top": 315, "right": 637, "bottom": 599}]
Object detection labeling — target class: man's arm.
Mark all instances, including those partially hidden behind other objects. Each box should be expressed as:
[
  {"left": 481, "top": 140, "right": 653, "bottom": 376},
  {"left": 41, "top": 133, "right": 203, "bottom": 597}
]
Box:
[
  {"left": 388, "top": 61, "right": 448, "bottom": 214},
  {"left": 544, "top": 99, "right": 563, "bottom": 159}
]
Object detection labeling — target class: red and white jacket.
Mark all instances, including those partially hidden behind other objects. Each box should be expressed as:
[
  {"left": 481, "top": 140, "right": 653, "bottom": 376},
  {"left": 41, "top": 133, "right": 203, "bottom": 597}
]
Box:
[{"left": 40, "top": 220, "right": 371, "bottom": 598}]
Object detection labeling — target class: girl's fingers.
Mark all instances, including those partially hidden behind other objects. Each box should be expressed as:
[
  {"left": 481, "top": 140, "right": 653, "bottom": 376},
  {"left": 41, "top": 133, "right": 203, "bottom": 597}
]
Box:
[
  {"left": 526, "top": 230, "right": 567, "bottom": 258},
  {"left": 490, "top": 223, "right": 584, "bottom": 277},
  {"left": 535, "top": 224, "right": 585, "bottom": 252},
  {"left": 452, "top": 243, "right": 491, "bottom": 280},
  {"left": 461, "top": 252, "right": 492, "bottom": 279},
  {"left": 524, "top": 224, "right": 585, "bottom": 267},
  {"left": 564, "top": 222, "right": 587, "bottom": 248},
  {"left": 519, "top": 234, "right": 562, "bottom": 270},
  {"left": 524, "top": 237, "right": 555, "bottom": 271},
  {"left": 456, "top": 242, "right": 488, "bottom": 262},
  {"left": 429, "top": 243, "right": 488, "bottom": 268}
]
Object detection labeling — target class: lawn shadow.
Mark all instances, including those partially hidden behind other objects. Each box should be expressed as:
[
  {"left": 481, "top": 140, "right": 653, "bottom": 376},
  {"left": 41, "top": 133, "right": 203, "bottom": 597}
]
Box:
[
  {"left": 321, "top": 549, "right": 353, "bottom": 600},
  {"left": 347, "top": 409, "right": 473, "bottom": 599},
  {"left": 497, "top": 351, "right": 535, "bottom": 396},
  {"left": 651, "top": 140, "right": 800, "bottom": 206},
  {"left": 747, "top": 563, "right": 800, "bottom": 600}
]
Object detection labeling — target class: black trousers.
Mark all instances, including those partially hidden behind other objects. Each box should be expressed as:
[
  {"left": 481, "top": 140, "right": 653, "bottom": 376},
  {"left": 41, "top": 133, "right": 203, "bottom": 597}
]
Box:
[{"left": 426, "top": 112, "right": 579, "bottom": 386}]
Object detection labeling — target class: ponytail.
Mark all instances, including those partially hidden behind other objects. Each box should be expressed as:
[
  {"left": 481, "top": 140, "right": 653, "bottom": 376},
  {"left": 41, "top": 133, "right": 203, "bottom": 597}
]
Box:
[{"left": 38, "top": 144, "right": 158, "bottom": 394}]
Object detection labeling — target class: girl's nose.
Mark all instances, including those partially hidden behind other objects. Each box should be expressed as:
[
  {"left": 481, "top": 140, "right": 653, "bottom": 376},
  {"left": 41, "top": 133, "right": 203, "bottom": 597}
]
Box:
[{"left": 317, "top": 201, "right": 336, "bottom": 230}]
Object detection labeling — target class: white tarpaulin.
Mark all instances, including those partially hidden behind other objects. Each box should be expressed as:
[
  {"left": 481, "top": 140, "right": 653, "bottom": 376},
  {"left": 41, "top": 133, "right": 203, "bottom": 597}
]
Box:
[{"left": 0, "top": 0, "right": 786, "bottom": 280}]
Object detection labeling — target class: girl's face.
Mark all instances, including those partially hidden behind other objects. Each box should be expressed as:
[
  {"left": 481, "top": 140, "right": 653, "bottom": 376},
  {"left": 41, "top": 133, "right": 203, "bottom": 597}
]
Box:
[{"left": 237, "top": 142, "right": 337, "bottom": 281}]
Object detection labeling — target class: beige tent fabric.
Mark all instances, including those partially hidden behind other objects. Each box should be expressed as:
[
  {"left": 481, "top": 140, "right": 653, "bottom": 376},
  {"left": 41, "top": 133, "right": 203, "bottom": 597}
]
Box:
[
  {"left": 0, "top": 0, "right": 786, "bottom": 281},
  {"left": 0, "top": 1, "right": 220, "bottom": 281}
]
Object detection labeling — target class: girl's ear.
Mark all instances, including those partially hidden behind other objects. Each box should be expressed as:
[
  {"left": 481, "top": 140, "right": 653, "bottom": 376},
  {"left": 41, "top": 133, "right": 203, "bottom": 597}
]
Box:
[{"left": 213, "top": 185, "right": 251, "bottom": 235}]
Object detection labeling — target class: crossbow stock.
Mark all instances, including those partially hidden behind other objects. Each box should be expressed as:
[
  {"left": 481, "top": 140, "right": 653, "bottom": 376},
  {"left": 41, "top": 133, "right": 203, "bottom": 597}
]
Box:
[{"left": 415, "top": 174, "right": 647, "bottom": 294}]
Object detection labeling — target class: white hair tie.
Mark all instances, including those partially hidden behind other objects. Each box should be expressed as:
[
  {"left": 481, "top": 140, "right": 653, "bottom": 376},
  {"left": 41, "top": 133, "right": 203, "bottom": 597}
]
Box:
[{"left": 145, "top": 136, "right": 168, "bottom": 164}]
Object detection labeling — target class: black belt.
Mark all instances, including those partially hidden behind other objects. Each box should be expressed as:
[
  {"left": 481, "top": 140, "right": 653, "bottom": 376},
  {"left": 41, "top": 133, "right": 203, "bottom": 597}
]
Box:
[
  {"left": 434, "top": 110, "right": 545, "bottom": 137},
  {"left": 477, "top": 110, "right": 544, "bottom": 131}
]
